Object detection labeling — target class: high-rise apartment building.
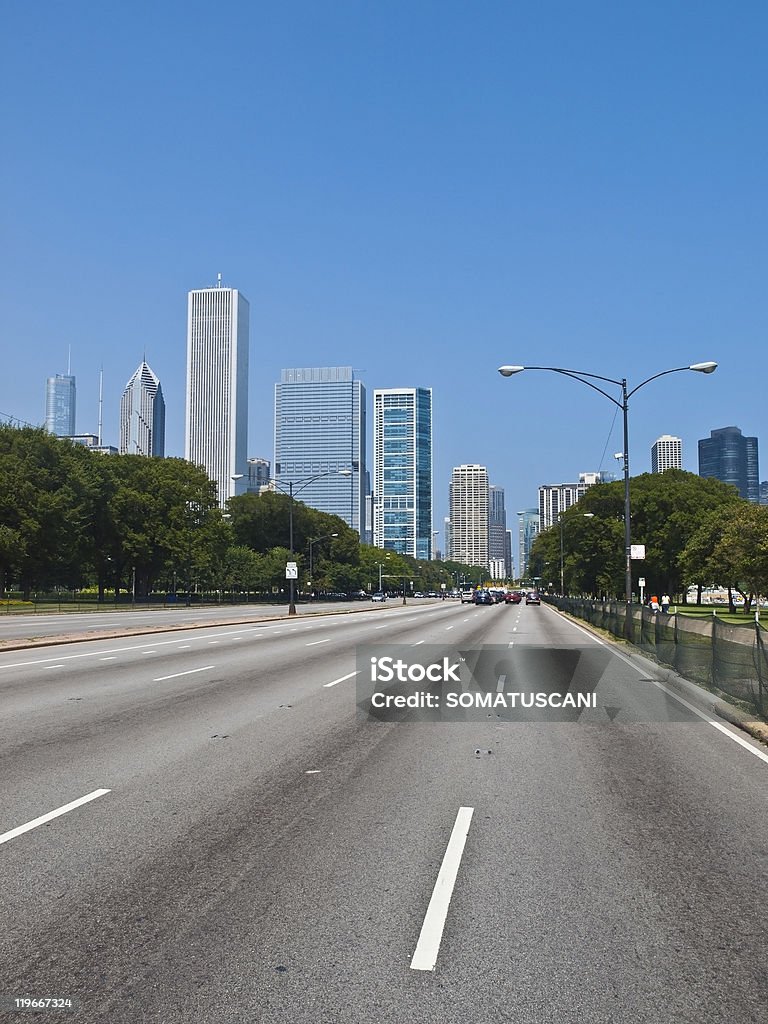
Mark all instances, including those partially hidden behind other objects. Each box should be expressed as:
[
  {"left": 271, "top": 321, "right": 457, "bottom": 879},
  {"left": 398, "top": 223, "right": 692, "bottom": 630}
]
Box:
[
  {"left": 538, "top": 472, "right": 607, "bottom": 529},
  {"left": 698, "top": 426, "right": 760, "bottom": 503},
  {"left": 449, "top": 465, "right": 489, "bottom": 568},
  {"left": 651, "top": 434, "right": 682, "bottom": 473},
  {"left": 505, "top": 529, "right": 514, "bottom": 578},
  {"left": 119, "top": 361, "right": 165, "bottom": 457},
  {"left": 275, "top": 367, "right": 366, "bottom": 534},
  {"left": 517, "top": 509, "right": 540, "bottom": 579},
  {"left": 185, "top": 282, "right": 249, "bottom": 506},
  {"left": 45, "top": 374, "right": 76, "bottom": 436},
  {"left": 373, "top": 388, "right": 432, "bottom": 558},
  {"left": 443, "top": 516, "right": 451, "bottom": 562}
]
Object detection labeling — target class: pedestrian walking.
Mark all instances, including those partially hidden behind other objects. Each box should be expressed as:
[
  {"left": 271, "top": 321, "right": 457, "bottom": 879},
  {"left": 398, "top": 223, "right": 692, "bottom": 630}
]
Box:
[
  {"left": 650, "top": 594, "right": 659, "bottom": 612},
  {"left": 660, "top": 594, "right": 671, "bottom": 614}
]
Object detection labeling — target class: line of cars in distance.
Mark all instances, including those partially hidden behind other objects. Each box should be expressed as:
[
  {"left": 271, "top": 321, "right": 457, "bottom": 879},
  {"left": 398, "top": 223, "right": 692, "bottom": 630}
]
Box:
[
  {"left": 461, "top": 587, "right": 540, "bottom": 606},
  {"left": 370, "top": 588, "right": 541, "bottom": 605}
]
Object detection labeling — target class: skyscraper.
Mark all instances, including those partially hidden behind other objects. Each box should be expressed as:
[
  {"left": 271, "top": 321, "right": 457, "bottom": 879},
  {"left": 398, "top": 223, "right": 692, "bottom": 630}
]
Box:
[
  {"left": 119, "top": 361, "right": 165, "bottom": 456},
  {"left": 185, "top": 282, "right": 249, "bottom": 506},
  {"left": 651, "top": 435, "right": 682, "bottom": 473},
  {"left": 275, "top": 367, "right": 366, "bottom": 533},
  {"left": 449, "top": 465, "right": 489, "bottom": 568},
  {"left": 45, "top": 374, "right": 76, "bottom": 436},
  {"left": 698, "top": 426, "right": 760, "bottom": 503},
  {"left": 517, "top": 509, "right": 540, "bottom": 580},
  {"left": 489, "top": 485, "right": 508, "bottom": 568},
  {"left": 373, "top": 388, "right": 433, "bottom": 558}
]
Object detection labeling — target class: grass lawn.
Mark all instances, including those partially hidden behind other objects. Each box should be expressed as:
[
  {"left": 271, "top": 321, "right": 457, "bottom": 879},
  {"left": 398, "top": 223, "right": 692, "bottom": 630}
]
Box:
[{"left": 674, "top": 605, "right": 763, "bottom": 626}]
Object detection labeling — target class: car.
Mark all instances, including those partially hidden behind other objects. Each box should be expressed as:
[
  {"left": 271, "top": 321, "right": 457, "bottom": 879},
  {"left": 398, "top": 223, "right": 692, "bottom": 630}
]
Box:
[
  {"left": 525, "top": 591, "right": 541, "bottom": 605},
  {"left": 460, "top": 589, "right": 476, "bottom": 604},
  {"left": 474, "top": 589, "right": 494, "bottom": 605},
  {"left": 505, "top": 591, "right": 522, "bottom": 604},
  {"left": 371, "top": 592, "right": 387, "bottom": 602}
]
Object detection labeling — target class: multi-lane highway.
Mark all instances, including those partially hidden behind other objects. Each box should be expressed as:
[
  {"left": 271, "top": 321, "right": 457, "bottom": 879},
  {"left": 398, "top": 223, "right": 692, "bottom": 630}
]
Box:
[{"left": 2, "top": 600, "right": 767, "bottom": 1022}]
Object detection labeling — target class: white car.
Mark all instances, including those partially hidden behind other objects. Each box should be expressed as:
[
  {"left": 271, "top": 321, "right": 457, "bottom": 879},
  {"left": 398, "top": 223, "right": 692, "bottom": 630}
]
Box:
[{"left": 371, "top": 592, "right": 387, "bottom": 602}]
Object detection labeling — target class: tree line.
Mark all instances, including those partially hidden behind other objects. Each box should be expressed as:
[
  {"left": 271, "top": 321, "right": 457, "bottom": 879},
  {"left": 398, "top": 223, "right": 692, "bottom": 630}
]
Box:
[
  {"left": 0, "top": 426, "right": 484, "bottom": 599},
  {"left": 528, "top": 469, "right": 768, "bottom": 608}
]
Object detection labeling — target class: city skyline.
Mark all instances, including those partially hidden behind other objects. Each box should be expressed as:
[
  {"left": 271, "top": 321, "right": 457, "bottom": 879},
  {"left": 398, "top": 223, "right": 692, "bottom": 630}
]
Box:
[{"left": 4, "top": 3, "right": 766, "bottom": 564}]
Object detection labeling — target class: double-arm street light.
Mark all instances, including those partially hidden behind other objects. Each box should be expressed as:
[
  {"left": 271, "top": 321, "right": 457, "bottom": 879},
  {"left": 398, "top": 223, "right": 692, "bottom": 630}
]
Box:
[
  {"left": 499, "top": 362, "right": 717, "bottom": 631},
  {"left": 272, "top": 469, "right": 352, "bottom": 615}
]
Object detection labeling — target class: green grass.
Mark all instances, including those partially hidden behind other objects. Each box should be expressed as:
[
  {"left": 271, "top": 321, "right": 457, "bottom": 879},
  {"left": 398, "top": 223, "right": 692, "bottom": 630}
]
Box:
[{"left": 674, "top": 605, "right": 762, "bottom": 626}]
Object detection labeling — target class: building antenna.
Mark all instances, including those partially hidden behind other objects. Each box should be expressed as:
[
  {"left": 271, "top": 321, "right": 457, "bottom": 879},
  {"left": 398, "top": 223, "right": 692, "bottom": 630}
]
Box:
[
  {"left": 98, "top": 366, "right": 103, "bottom": 446},
  {"left": 217, "top": 272, "right": 222, "bottom": 288},
  {"left": 67, "top": 345, "right": 71, "bottom": 375}
]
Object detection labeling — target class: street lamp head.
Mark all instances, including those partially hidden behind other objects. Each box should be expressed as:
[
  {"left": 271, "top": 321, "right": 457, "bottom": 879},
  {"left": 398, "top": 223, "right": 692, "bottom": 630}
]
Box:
[
  {"left": 498, "top": 365, "right": 526, "bottom": 377},
  {"left": 231, "top": 474, "right": 244, "bottom": 481},
  {"left": 338, "top": 468, "right": 352, "bottom": 477},
  {"left": 688, "top": 361, "right": 718, "bottom": 374},
  {"left": 583, "top": 513, "right": 595, "bottom": 518}
]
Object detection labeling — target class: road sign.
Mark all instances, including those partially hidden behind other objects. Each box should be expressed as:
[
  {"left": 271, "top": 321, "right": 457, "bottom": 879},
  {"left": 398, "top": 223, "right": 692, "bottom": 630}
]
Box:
[
  {"left": 638, "top": 577, "right": 646, "bottom": 587},
  {"left": 285, "top": 561, "right": 298, "bottom": 579},
  {"left": 630, "top": 544, "right": 646, "bottom": 559}
]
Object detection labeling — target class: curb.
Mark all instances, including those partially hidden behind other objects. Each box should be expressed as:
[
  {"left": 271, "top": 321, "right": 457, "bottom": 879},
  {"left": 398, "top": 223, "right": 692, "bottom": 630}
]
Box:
[{"left": 552, "top": 606, "right": 768, "bottom": 749}]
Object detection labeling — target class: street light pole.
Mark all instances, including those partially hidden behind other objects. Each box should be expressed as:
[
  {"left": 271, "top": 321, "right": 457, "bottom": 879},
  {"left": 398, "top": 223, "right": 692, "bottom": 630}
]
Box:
[
  {"left": 499, "top": 362, "right": 717, "bottom": 631},
  {"left": 288, "top": 481, "right": 296, "bottom": 615}
]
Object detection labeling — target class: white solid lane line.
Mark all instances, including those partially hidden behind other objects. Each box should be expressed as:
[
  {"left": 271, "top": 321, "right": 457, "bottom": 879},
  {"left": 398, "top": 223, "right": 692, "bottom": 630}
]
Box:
[
  {"left": 306, "top": 638, "right": 331, "bottom": 646},
  {"left": 411, "top": 806, "right": 475, "bottom": 972},
  {"left": 496, "top": 674, "right": 507, "bottom": 693},
  {"left": 153, "top": 665, "right": 215, "bottom": 682},
  {"left": 323, "top": 670, "right": 358, "bottom": 688},
  {"left": 0, "top": 789, "right": 111, "bottom": 847}
]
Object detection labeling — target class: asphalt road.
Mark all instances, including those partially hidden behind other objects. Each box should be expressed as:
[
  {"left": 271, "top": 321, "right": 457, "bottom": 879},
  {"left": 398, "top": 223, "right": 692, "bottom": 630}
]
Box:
[
  {"left": 0, "top": 599, "right": 437, "bottom": 644},
  {"left": 2, "top": 599, "right": 767, "bottom": 1023}
]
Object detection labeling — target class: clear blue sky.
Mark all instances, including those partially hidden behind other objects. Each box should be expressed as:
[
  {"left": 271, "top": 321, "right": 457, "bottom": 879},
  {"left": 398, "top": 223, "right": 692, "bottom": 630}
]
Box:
[{"left": 2, "top": 1, "right": 765, "bottom": 559}]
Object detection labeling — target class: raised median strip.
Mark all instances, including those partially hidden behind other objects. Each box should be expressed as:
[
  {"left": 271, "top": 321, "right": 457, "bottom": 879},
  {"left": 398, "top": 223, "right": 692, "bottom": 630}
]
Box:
[{"left": 0, "top": 601, "right": 447, "bottom": 654}]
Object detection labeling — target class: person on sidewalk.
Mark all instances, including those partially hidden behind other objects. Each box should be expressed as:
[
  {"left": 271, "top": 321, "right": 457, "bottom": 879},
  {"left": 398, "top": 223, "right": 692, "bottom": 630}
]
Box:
[
  {"left": 661, "top": 594, "right": 671, "bottom": 614},
  {"left": 650, "top": 594, "right": 660, "bottom": 612}
]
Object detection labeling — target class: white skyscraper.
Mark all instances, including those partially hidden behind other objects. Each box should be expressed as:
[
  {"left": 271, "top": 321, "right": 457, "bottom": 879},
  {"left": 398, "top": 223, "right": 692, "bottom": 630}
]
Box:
[
  {"left": 652, "top": 434, "right": 683, "bottom": 473},
  {"left": 449, "top": 465, "right": 489, "bottom": 568},
  {"left": 185, "top": 282, "right": 249, "bottom": 506},
  {"left": 120, "top": 361, "right": 165, "bottom": 456}
]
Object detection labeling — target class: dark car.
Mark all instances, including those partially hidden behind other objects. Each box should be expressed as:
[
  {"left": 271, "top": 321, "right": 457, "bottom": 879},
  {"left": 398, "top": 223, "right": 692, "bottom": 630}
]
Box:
[
  {"left": 505, "top": 591, "right": 522, "bottom": 604},
  {"left": 474, "top": 589, "right": 494, "bottom": 605},
  {"left": 525, "top": 591, "right": 541, "bottom": 605}
]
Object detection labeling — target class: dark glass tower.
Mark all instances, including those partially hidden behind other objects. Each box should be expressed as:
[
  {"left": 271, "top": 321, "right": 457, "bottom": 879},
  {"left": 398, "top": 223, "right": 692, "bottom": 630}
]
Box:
[{"left": 698, "top": 426, "right": 759, "bottom": 502}]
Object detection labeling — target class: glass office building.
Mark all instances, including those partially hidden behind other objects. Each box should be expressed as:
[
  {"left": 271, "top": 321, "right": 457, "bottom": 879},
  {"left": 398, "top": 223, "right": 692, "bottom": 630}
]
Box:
[
  {"left": 120, "top": 361, "right": 165, "bottom": 456},
  {"left": 274, "top": 367, "right": 366, "bottom": 534},
  {"left": 373, "top": 388, "right": 433, "bottom": 559},
  {"left": 45, "top": 374, "right": 76, "bottom": 436},
  {"left": 698, "top": 426, "right": 760, "bottom": 503}
]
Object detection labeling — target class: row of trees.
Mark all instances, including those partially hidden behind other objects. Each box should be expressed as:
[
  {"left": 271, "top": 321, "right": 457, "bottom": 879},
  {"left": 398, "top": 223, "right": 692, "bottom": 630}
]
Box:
[
  {"left": 0, "top": 427, "right": 485, "bottom": 599},
  {"left": 528, "top": 469, "right": 768, "bottom": 607}
]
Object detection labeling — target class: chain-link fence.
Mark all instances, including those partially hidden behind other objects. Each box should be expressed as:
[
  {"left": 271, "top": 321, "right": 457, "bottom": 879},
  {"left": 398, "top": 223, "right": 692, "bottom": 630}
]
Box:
[{"left": 553, "top": 598, "right": 768, "bottom": 718}]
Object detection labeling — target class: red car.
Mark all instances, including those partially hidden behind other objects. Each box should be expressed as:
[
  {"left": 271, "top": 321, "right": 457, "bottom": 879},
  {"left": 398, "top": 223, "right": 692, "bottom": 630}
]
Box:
[{"left": 505, "top": 591, "right": 522, "bottom": 604}]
